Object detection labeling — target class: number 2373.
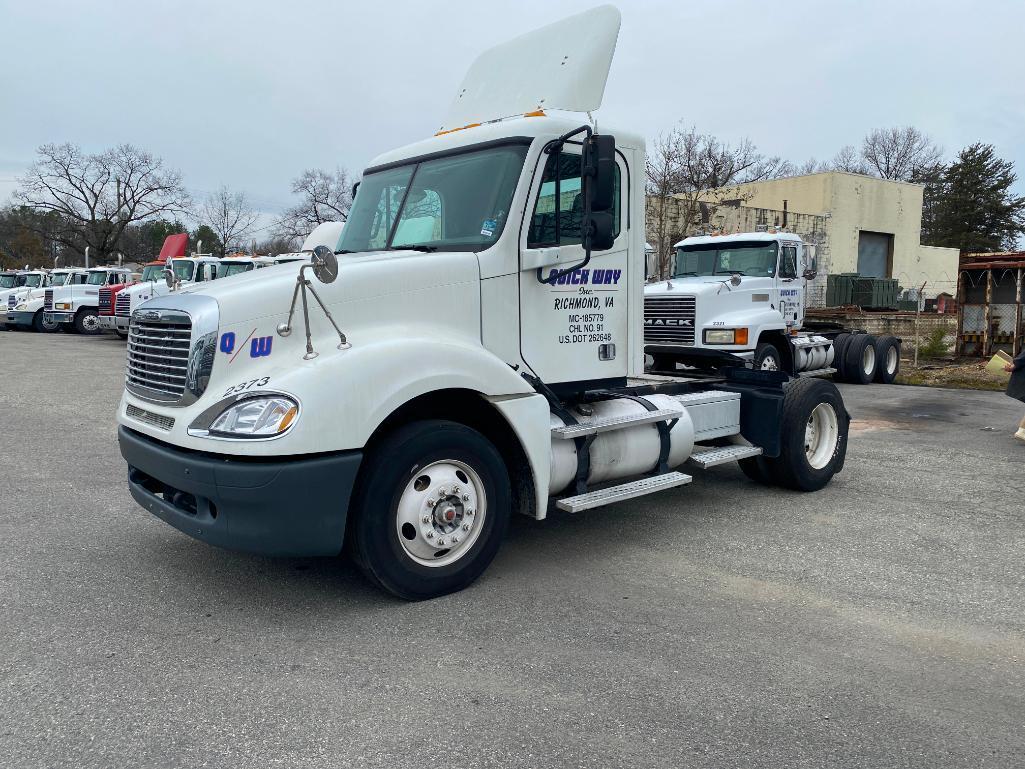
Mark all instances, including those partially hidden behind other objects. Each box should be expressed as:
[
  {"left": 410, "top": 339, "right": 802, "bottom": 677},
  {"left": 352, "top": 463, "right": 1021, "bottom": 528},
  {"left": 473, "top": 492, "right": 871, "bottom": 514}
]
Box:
[{"left": 223, "top": 377, "right": 269, "bottom": 397}]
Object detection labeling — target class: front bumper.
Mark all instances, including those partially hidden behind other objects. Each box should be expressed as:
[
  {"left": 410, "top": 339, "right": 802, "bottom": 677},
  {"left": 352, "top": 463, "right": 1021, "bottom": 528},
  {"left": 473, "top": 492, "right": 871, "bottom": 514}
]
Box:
[
  {"left": 98, "top": 315, "right": 117, "bottom": 330},
  {"left": 44, "top": 311, "right": 73, "bottom": 325},
  {"left": 118, "top": 426, "right": 362, "bottom": 557},
  {"left": 7, "top": 311, "right": 33, "bottom": 327}
]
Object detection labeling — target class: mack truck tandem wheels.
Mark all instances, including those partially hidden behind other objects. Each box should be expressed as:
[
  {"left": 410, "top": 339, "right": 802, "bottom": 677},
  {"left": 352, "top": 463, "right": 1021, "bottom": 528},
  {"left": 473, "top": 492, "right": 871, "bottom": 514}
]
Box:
[{"left": 116, "top": 5, "right": 850, "bottom": 600}]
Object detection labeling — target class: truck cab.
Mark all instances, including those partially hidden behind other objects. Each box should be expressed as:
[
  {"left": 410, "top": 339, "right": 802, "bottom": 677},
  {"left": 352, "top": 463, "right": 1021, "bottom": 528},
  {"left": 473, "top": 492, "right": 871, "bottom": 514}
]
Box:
[
  {"left": 99, "top": 261, "right": 165, "bottom": 336},
  {"left": 643, "top": 231, "right": 900, "bottom": 384},
  {"left": 117, "top": 5, "right": 849, "bottom": 600},
  {"left": 116, "top": 256, "right": 221, "bottom": 330},
  {"left": 7, "top": 270, "right": 87, "bottom": 332},
  {"left": 44, "top": 267, "right": 133, "bottom": 334}
]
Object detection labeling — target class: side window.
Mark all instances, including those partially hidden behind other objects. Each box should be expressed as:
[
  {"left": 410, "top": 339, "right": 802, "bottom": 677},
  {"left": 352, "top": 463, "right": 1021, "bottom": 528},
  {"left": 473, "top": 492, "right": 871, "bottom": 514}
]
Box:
[
  {"left": 779, "top": 245, "right": 798, "bottom": 279},
  {"left": 528, "top": 151, "right": 621, "bottom": 248}
]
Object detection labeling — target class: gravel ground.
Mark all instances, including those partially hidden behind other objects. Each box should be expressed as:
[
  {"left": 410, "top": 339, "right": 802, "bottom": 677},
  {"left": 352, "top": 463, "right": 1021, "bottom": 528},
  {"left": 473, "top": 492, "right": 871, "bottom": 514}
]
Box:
[{"left": 2, "top": 330, "right": 1024, "bottom": 769}]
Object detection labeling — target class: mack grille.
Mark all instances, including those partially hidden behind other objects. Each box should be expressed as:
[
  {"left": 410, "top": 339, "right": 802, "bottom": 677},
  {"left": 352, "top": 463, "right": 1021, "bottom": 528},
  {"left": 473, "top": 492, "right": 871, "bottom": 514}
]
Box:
[
  {"left": 644, "top": 295, "right": 697, "bottom": 346},
  {"left": 7, "top": 294, "right": 15, "bottom": 309},
  {"left": 115, "top": 293, "right": 131, "bottom": 317},
  {"left": 126, "top": 314, "right": 193, "bottom": 400},
  {"left": 99, "top": 288, "right": 113, "bottom": 313},
  {"left": 44, "top": 289, "right": 53, "bottom": 312}
]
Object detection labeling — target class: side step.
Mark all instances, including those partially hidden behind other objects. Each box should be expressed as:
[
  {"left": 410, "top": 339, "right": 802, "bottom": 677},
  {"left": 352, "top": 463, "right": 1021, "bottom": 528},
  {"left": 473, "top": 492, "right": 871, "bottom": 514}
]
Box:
[
  {"left": 688, "top": 444, "right": 763, "bottom": 469},
  {"left": 551, "top": 407, "right": 682, "bottom": 440},
  {"left": 555, "top": 472, "right": 692, "bottom": 513}
]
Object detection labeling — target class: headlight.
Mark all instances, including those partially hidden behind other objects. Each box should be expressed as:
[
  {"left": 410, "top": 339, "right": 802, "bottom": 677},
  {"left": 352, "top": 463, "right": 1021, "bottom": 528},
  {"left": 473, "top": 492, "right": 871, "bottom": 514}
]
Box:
[
  {"left": 15, "top": 304, "right": 26, "bottom": 310},
  {"left": 206, "top": 396, "right": 299, "bottom": 438},
  {"left": 56, "top": 302, "right": 72, "bottom": 310},
  {"left": 704, "top": 328, "right": 749, "bottom": 345}
]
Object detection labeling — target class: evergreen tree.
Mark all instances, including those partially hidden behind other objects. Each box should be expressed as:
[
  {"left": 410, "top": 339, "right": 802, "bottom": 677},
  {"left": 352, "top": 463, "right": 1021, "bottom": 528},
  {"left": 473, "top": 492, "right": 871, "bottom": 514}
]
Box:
[{"left": 925, "top": 143, "right": 1025, "bottom": 253}]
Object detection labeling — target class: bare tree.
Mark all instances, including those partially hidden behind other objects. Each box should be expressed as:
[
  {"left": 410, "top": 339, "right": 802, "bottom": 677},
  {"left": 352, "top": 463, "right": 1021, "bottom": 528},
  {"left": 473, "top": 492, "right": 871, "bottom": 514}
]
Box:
[
  {"left": 795, "top": 157, "right": 828, "bottom": 175},
  {"left": 646, "top": 125, "right": 779, "bottom": 279},
  {"left": 861, "top": 126, "right": 943, "bottom": 181},
  {"left": 276, "top": 168, "right": 353, "bottom": 242},
  {"left": 200, "top": 186, "right": 259, "bottom": 256},
  {"left": 830, "top": 144, "right": 870, "bottom": 175},
  {"left": 14, "top": 143, "right": 190, "bottom": 263}
]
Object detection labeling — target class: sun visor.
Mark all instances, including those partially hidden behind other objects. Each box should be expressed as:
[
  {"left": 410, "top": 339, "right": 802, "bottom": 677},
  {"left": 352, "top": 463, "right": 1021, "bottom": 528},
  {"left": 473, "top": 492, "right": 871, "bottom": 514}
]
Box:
[
  {"left": 157, "top": 233, "right": 189, "bottom": 262},
  {"left": 438, "top": 4, "right": 621, "bottom": 133}
]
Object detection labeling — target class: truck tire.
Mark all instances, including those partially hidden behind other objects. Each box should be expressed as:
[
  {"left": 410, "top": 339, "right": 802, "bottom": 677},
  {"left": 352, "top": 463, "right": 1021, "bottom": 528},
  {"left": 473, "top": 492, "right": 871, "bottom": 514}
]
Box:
[
  {"left": 115, "top": 329, "right": 129, "bottom": 340},
  {"left": 348, "top": 419, "right": 511, "bottom": 600},
  {"left": 753, "top": 342, "right": 783, "bottom": 372},
  {"left": 762, "top": 378, "right": 849, "bottom": 492},
  {"left": 873, "top": 335, "right": 900, "bottom": 383},
  {"left": 73, "top": 308, "right": 101, "bottom": 335},
  {"left": 844, "top": 334, "right": 877, "bottom": 384},
  {"left": 831, "top": 333, "right": 851, "bottom": 381},
  {"left": 33, "top": 310, "right": 60, "bottom": 333}
]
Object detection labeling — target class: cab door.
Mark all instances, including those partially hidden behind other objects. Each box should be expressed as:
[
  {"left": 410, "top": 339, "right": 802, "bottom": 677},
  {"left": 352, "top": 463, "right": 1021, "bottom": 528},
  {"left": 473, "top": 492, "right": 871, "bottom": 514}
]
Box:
[
  {"left": 777, "top": 241, "right": 802, "bottom": 328},
  {"left": 518, "top": 145, "right": 629, "bottom": 386}
]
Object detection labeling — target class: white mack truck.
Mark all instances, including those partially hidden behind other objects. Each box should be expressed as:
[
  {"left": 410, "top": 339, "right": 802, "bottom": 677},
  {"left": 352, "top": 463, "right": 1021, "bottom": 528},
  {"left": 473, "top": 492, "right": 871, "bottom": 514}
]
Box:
[
  {"left": 6, "top": 269, "right": 88, "bottom": 332},
  {"left": 644, "top": 231, "right": 901, "bottom": 385},
  {"left": 44, "top": 266, "right": 134, "bottom": 334},
  {"left": 117, "top": 6, "right": 850, "bottom": 600}
]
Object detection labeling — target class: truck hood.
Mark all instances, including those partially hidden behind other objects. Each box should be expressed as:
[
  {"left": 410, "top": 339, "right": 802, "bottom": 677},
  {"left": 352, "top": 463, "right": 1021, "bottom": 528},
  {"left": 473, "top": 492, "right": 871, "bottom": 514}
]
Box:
[
  {"left": 644, "top": 277, "right": 744, "bottom": 298},
  {"left": 161, "top": 248, "right": 481, "bottom": 328}
]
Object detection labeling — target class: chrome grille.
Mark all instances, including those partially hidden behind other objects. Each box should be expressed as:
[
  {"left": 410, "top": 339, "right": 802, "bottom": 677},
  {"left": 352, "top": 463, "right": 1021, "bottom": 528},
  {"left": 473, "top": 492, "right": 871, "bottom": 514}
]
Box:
[
  {"left": 44, "top": 289, "right": 53, "bottom": 311},
  {"left": 99, "top": 287, "right": 113, "bottom": 313},
  {"left": 644, "top": 295, "right": 697, "bottom": 346},
  {"left": 126, "top": 313, "right": 193, "bottom": 400},
  {"left": 7, "top": 294, "right": 15, "bottom": 309},
  {"left": 126, "top": 403, "right": 176, "bottom": 431},
  {"left": 115, "top": 293, "right": 131, "bottom": 316}
]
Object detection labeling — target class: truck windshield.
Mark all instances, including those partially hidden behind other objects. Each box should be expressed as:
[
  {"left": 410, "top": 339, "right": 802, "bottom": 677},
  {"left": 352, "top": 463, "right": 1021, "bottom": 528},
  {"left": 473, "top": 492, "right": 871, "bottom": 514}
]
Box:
[
  {"left": 86, "top": 272, "right": 108, "bottom": 285},
  {"left": 171, "top": 260, "right": 196, "bottom": 281},
  {"left": 0, "top": 275, "right": 18, "bottom": 288},
  {"left": 141, "top": 265, "right": 163, "bottom": 281},
  {"left": 675, "top": 242, "right": 779, "bottom": 278},
  {"left": 24, "top": 275, "right": 42, "bottom": 288},
  {"left": 338, "top": 143, "right": 529, "bottom": 254},
  {"left": 220, "top": 263, "right": 252, "bottom": 277}
]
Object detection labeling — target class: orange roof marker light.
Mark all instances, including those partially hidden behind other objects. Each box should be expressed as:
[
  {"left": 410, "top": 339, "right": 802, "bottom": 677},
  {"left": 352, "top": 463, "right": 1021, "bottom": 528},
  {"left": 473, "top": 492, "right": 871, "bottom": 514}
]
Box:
[
  {"left": 434, "top": 122, "right": 482, "bottom": 137},
  {"left": 523, "top": 109, "right": 546, "bottom": 117}
]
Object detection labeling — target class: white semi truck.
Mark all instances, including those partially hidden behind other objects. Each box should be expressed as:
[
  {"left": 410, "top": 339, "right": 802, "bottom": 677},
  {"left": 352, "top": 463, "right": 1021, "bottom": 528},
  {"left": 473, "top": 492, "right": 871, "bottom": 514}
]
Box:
[
  {"left": 644, "top": 232, "right": 901, "bottom": 385},
  {"left": 6, "top": 270, "right": 88, "bottom": 332},
  {"left": 43, "top": 266, "right": 134, "bottom": 334},
  {"left": 113, "top": 256, "right": 222, "bottom": 334},
  {"left": 117, "top": 6, "right": 850, "bottom": 600}
]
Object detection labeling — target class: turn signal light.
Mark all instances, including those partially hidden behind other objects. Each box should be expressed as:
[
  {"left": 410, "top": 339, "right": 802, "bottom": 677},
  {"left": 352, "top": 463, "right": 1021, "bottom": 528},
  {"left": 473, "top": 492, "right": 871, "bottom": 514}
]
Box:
[{"left": 735, "top": 328, "right": 749, "bottom": 345}]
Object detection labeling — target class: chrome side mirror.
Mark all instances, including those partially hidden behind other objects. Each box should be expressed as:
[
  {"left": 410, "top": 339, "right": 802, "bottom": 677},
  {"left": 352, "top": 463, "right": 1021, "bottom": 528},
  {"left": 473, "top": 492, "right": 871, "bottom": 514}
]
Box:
[{"left": 311, "top": 245, "right": 338, "bottom": 284}]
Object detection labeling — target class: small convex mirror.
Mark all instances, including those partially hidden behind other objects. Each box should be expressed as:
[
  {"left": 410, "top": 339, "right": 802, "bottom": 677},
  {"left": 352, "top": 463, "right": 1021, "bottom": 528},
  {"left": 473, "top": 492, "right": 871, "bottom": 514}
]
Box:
[
  {"left": 311, "top": 245, "right": 338, "bottom": 284},
  {"left": 164, "top": 267, "right": 176, "bottom": 290}
]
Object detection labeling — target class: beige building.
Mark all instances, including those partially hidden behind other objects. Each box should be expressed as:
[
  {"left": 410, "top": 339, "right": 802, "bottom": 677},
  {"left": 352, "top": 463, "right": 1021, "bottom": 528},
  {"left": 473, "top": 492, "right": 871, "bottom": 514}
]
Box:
[{"left": 647, "top": 172, "right": 960, "bottom": 306}]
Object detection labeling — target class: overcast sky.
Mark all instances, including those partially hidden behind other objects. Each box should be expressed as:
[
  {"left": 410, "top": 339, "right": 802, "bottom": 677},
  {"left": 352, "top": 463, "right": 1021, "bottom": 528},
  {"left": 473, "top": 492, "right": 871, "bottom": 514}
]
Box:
[{"left": 2, "top": 0, "right": 1023, "bottom": 232}]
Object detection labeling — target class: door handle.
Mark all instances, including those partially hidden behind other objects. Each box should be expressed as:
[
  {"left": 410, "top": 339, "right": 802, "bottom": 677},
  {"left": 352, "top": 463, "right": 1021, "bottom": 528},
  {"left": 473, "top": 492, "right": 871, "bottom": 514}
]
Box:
[{"left": 521, "top": 247, "right": 565, "bottom": 270}]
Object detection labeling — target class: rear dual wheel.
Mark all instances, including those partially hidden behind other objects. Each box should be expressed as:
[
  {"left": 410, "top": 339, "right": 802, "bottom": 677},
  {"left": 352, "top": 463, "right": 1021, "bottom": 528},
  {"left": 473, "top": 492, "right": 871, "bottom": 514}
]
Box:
[
  {"left": 739, "top": 378, "right": 849, "bottom": 491},
  {"left": 873, "top": 335, "right": 900, "bottom": 383},
  {"left": 348, "top": 420, "right": 511, "bottom": 601}
]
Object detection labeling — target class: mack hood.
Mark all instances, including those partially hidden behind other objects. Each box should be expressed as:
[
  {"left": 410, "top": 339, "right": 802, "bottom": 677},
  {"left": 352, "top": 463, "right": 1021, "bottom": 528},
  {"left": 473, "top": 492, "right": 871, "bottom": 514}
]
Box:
[{"left": 645, "top": 277, "right": 747, "bottom": 298}]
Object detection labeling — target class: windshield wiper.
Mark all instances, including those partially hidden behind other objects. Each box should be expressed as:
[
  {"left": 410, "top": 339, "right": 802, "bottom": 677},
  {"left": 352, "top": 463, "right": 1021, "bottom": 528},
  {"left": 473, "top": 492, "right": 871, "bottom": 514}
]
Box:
[
  {"left": 334, "top": 249, "right": 356, "bottom": 254},
  {"left": 676, "top": 271, "right": 699, "bottom": 276},
  {"left": 389, "top": 244, "right": 438, "bottom": 253}
]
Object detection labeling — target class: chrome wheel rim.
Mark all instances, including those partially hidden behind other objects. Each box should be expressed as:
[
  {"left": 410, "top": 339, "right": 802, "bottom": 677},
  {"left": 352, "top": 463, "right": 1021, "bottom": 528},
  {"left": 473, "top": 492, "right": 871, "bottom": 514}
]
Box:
[
  {"left": 82, "top": 313, "right": 100, "bottom": 332},
  {"left": 805, "top": 403, "right": 839, "bottom": 470},
  {"left": 395, "top": 459, "right": 486, "bottom": 567},
  {"left": 759, "top": 354, "right": 779, "bottom": 371}
]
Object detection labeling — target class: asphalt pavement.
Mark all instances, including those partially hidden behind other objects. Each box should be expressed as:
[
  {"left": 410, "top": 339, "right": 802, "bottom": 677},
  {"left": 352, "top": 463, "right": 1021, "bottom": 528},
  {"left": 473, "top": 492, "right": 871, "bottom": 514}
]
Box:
[{"left": 2, "top": 329, "right": 1024, "bottom": 769}]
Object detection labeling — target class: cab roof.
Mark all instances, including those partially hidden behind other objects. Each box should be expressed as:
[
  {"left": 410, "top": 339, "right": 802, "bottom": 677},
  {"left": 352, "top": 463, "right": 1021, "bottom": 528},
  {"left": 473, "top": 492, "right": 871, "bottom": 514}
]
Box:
[{"left": 675, "top": 231, "right": 805, "bottom": 248}]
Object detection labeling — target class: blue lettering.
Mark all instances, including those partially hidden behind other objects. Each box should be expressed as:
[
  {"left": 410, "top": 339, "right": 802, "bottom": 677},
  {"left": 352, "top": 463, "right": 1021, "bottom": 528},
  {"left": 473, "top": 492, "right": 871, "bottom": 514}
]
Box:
[
  {"left": 219, "top": 332, "right": 236, "bottom": 354},
  {"left": 250, "top": 336, "right": 273, "bottom": 358}
]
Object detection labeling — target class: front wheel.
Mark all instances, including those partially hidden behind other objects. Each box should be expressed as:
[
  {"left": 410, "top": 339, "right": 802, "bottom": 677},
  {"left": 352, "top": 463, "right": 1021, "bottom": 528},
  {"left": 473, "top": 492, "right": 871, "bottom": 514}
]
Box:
[
  {"left": 33, "top": 310, "right": 61, "bottom": 333},
  {"left": 348, "top": 420, "right": 511, "bottom": 600},
  {"left": 114, "top": 329, "right": 129, "bottom": 340},
  {"left": 762, "top": 378, "right": 849, "bottom": 492},
  {"left": 73, "top": 308, "right": 101, "bottom": 335},
  {"left": 753, "top": 342, "right": 783, "bottom": 372}
]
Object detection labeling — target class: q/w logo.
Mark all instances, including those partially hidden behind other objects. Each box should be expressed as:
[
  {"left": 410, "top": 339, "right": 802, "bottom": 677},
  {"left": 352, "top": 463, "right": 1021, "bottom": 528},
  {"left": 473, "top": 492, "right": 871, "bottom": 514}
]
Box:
[{"left": 219, "top": 330, "right": 273, "bottom": 361}]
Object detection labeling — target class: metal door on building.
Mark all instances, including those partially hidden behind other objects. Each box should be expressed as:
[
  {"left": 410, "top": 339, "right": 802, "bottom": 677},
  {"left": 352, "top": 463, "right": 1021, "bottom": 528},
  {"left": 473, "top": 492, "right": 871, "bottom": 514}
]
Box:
[{"left": 857, "top": 231, "right": 893, "bottom": 278}]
